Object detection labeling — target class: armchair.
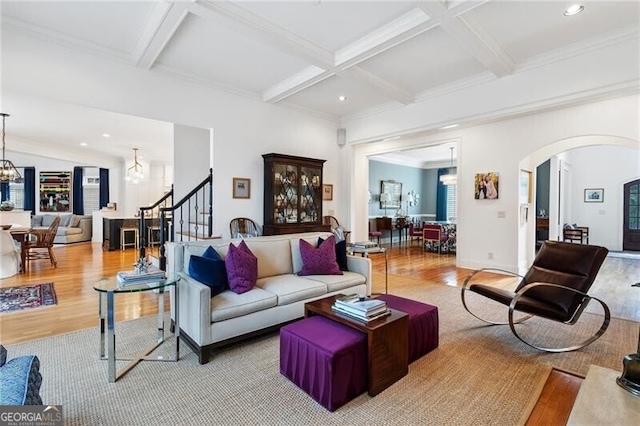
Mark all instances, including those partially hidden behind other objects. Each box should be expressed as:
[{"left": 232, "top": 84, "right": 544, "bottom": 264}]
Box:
[
  {"left": 461, "top": 240, "right": 609, "bottom": 352},
  {"left": 423, "top": 224, "right": 447, "bottom": 254},
  {"left": 0, "top": 345, "right": 43, "bottom": 405}
]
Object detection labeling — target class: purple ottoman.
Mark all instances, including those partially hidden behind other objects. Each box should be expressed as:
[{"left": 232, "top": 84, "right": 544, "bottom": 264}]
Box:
[
  {"left": 280, "top": 316, "right": 367, "bottom": 411},
  {"left": 377, "top": 294, "right": 439, "bottom": 363}
]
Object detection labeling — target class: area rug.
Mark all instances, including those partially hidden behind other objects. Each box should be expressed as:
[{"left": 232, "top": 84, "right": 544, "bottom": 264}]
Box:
[
  {"left": 0, "top": 283, "right": 57, "bottom": 313},
  {"left": 6, "top": 284, "right": 636, "bottom": 426}
]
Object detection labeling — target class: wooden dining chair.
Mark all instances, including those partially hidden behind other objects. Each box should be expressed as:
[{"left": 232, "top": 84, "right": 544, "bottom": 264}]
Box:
[{"left": 25, "top": 216, "right": 61, "bottom": 269}]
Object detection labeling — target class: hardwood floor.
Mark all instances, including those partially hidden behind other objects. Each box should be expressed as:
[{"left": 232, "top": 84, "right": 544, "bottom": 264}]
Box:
[{"left": 1, "top": 241, "right": 638, "bottom": 424}]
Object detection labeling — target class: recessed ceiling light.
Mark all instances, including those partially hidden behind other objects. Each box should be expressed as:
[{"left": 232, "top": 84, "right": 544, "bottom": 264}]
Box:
[
  {"left": 440, "top": 124, "right": 459, "bottom": 130},
  {"left": 338, "top": 95, "right": 347, "bottom": 102},
  {"left": 564, "top": 5, "right": 584, "bottom": 16},
  {"left": 102, "top": 133, "right": 110, "bottom": 138},
  {"left": 80, "top": 142, "right": 87, "bottom": 146}
]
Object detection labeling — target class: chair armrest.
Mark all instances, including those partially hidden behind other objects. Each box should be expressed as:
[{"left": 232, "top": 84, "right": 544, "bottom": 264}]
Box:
[
  {"left": 461, "top": 268, "right": 524, "bottom": 292},
  {"left": 346, "top": 255, "right": 372, "bottom": 296}
]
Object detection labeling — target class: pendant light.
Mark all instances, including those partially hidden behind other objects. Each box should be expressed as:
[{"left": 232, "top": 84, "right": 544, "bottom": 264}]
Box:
[
  {"left": 439, "top": 147, "right": 457, "bottom": 185},
  {"left": 0, "top": 113, "right": 22, "bottom": 182},
  {"left": 126, "top": 148, "right": 144, "bottom": 184}
]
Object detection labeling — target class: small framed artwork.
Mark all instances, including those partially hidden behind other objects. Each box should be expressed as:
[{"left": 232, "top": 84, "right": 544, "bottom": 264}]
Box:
[
  {"left": 519, "top": 170, "right": 532, "bottom": 204},
  {"left": 474, "top": 172, "right": 499, "bottom": 200},
  {"left": 584, "top": 188, "right": 604, "bottom": 203},
  {"left": 323, "top": 184, "right": 333, "bottom": 201},
  {"left": 233, "top": 178, "right": 251, "bottom": 199}
]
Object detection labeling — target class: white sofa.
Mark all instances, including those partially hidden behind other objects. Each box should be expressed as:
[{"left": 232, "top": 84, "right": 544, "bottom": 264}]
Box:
[{"left": 166, "top": 232, "right": 371, "bottom": 364}]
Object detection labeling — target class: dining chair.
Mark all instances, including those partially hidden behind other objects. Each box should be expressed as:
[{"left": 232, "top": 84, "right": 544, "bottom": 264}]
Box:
[
  {"left": 25, "top": 216, "right": 61, "bottom": 269},
  {"left": 323, "top": 215, "right": 351, "bottom": 242},
  {"left": 375, "top": 217, "right": 393, "bottom": 246},
  {"left": 563, "top": 228, "right": 584, "bottom": 244},
  {"left": 408, "top": 222, "right": 423, "bottom": 246},
  {"left": 229, "top": 217, "right": 261, "bottom": 238},
  {"left": 423, "top": 223, "right": 447, "bottom": 254}
]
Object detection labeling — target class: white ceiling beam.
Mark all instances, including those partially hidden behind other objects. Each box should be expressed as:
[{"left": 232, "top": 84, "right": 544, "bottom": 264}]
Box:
[
  {"left": 341, "top": 67, "right": 415, "bottom": 105},
  {"left": 419, "top": 1, "right": 515, "bottom": 77},
  {"left": 263, "top": 66, "right": 334, "bottom": 104},
  {"left": 134, "top": 2, "right": 191, "bottom": 69}
]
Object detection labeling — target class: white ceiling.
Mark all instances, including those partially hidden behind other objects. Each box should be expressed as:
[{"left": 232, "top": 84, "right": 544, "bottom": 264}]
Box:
[{"left": 1, "top": 0, "right": 639, "bottom": 164}]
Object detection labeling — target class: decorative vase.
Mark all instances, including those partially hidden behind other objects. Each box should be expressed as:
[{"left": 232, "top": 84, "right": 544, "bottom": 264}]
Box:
[{"left": 0, "top": 201, "right": 15, "bottom": 211}]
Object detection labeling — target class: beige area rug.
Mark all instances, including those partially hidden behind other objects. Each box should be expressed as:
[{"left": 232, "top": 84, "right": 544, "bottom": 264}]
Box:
[{"left": 6, "top": 283, "right": 636, "bottom": 426}]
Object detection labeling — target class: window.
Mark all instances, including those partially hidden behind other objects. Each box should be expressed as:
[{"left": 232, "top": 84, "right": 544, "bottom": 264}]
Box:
[
  {"left": 8, "top": 181, "right": 24, "bottom": 209},
  {"left": 83, "top": 175, "right": 100, "bottom": 214},
  {"left": 446, "top": 184, "right": 457, "bottom": 222}
]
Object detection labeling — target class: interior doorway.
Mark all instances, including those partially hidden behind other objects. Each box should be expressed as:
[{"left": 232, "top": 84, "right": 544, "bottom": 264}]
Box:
[{"left": 623, "top": 178, "right": 640, "bottom": 251}]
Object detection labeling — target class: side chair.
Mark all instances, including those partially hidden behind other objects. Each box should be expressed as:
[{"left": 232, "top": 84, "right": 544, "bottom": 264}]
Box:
[
  {"left": 229, "top": 217, "right": 260, "bottom": 239},
  {"left": 423, "top": 224, "right": 447, "bottom": 254},
  {"left": 25, "top": 215, "right": 61, "bottom": 270},
  {"left": 461, "top": 240, "right": 609, "bottom": 352}
]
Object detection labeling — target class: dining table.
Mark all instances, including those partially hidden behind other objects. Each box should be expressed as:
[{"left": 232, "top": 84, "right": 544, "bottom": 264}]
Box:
[{"left": 9, "top": 227, "right": 31, "bottom": 273}]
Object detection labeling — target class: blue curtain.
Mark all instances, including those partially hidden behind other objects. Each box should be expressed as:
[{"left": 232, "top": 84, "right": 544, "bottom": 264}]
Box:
[
  {"left": 24, "top": 167, "right": 36, "bottom": 214},
  {"left": 0, "top": 182, "right": 8, "bottom": 202},
  {"left": 436, "top": 168, "right": 448, "bottom": 221},
  {"left": 73, "top": 166, "right": 84, "bottom": 215},
  {"left": 99, "top": 168, "right": 109, "bottom": 208}
]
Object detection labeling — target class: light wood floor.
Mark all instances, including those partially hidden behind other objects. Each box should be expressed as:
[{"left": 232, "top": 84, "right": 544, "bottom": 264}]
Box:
[{"left": 1, "top": 241, "right": 638, "bottom": 425}]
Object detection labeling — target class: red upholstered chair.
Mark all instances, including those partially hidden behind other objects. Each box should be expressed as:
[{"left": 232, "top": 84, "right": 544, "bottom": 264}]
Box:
[
  {"left": 408, "top": 222, "right": 423, "bottom": 246},
  {"left": 423, "top": 224, "right": 447, "bottom": 254},
  {"left": 368, "top": 222, "right": 382, "bottom": 245}
]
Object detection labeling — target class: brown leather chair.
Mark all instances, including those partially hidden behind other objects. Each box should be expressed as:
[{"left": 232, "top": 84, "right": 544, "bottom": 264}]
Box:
[
  {"left": 25, "top": 216, "right": 61, "bottom": 270},
  {"left": 461, "top": 240, "right": 610, "bottom": 352}
]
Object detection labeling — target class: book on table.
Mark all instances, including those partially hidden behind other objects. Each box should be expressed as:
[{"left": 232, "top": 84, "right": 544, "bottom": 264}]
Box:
[
  {"left": 335, "top": 294, "right": 387, "bottom": 314},
  {"left": 117, "top": 267, "right": 165, "bottom": 286},
  {"left": 331, "top": 304, "right": 391, "bottom": 322}
]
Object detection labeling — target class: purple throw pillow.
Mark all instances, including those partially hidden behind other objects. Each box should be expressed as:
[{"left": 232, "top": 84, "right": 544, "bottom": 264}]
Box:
[
  {"left": 298, "top": 235, "right": 343, "bottom": 276},
  {"left": 225, "top": 240, "right": 258, "bottom": 294}
]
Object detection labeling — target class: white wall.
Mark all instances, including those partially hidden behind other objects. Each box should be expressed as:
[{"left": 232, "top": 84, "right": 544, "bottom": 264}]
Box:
[
  {"left": 2, "top": 30, "right": 344, "bottom": 238},
  {"left": 352, "top": 95, "right": 640, "bottom": 272}
]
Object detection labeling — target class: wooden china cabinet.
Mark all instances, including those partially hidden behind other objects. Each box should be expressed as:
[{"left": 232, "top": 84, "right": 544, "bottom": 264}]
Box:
[{"left": 262, "top": 153, "right": 331, "bottom": 236}]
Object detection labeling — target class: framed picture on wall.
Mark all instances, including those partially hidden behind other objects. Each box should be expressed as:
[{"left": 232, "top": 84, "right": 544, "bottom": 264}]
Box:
[
  {"left": 40, "top": 171, "right": 72, "bottom": 212},
  {"left": 474, "top": 172, "right": 499, "bottom": 200},
  {"left": 233, "top": 178, "right": 251, "bottom": 199},
  {"left": 584, "top": 188, "right": 604, "bottom": 203},
  {"left": 322, "top": 184, "right": 333, "bottom": 201},
  {"left": 519, "top": 170, "right": 532, "bottom": 204}
]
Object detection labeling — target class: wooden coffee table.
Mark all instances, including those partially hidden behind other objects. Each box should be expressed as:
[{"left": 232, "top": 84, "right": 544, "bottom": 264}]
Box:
[{"left": 304, "top": 295, "right": 408, "bottom": 396}]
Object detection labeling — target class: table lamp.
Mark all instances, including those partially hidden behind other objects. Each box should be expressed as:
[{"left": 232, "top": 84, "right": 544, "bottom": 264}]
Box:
[{"left": 380, "top": 192, "right": 391, "bottom": 217}]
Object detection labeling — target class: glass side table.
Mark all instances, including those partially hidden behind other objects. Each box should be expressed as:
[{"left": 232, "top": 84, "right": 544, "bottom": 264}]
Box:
[
  {"left": 349, "top": 246, "right": 388, "bottom": 294},
  {"left": 93, "top": 273, "right": 181, "bottom": 382}
]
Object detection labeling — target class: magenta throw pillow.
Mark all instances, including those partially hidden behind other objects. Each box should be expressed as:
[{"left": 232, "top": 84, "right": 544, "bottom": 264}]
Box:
[
  {"left": 225, "top": 240, "right": 258, "bottom": 294},
  {"left": 298, "top": 235, "right": 343, "bottom": 276}
]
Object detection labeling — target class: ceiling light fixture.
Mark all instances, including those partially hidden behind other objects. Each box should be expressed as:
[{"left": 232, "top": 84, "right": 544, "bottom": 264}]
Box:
[
  {"left": 338, "top": 95, "right": 347, "bottom": 101},
  {"left": 102, "top": 133, "right": 111, "bottom": 138},
  {"left": 80, "top": 142, "right": 87, "bottom": 147},
  {"left": 439, "top": 146, "right": 457, "bottom": 186},
  {"left": 0, "top": 113, "right": 22, "bottom": 183},
  {"left": 125, "top": 148, "right": 144, "bottom": 184},
  {"left": 564, "top": 4, "right": 584, "bottom": 16}
]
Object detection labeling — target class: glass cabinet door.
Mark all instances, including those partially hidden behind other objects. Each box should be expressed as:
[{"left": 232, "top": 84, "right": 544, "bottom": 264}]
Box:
[
  {"left": 273, "top": 163, "right": 299, "bottom": 224},
  {"left": 299, "top": 166, "right": 321, "bottom": 223}
]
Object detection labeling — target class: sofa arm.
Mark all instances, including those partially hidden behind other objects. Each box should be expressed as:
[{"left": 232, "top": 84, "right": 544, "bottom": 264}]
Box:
[
  {"left": 78, "top": 218, "right": 93, "bottom": 239},
  {"left": 172, "top": 272, "right": 211, "bottom": 346},
  {"left": 346, "top": 255, "right": 372, "bottom": 296}
]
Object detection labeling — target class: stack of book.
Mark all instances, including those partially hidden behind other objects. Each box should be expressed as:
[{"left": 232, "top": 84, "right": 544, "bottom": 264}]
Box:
[
  {"left": 116, "top": 267, "right": 165, "bottom": 287},
  {"left": 331, "top": 294, "right": 390, "bottom": 322},
  {"left": 352, "top": 241, "right": 379, "bottom": 249}
]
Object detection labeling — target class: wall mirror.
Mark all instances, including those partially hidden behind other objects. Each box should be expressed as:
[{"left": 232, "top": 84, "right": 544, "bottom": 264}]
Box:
[{"left": 380, "top": 180, "right": 402, "bottom": 209}]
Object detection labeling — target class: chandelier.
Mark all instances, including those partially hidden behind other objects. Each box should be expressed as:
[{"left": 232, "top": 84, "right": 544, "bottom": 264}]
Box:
[
  {"left": 0, "top": 113, "right": 22, "bottom": 183},
  {"left": 439, "top": 146, "right": 457, "bottom": 186},
  {"left": 126, "top": 148, "right": 144, "bottom": 183}
]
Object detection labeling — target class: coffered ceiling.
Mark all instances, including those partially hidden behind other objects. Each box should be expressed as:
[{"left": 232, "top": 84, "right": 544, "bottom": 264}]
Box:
[{"left": 1, "top": 0, "right": 638, "bottom": 163}]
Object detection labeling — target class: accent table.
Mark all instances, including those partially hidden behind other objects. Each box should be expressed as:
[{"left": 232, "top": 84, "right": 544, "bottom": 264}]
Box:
[
  {"left": 93, "top": 273, "right": 181, "bottom": 382},
  {"left": 350, "top": 246, "right": 388, "bottom": 294}
]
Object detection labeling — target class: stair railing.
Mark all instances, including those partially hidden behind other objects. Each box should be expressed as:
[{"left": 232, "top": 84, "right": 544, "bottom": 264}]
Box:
[
  {"left": 157, "top": 168, "right": 213, "bottom": 270},
  {"left": 138, "top": 187, "right": 174, "bottom": 260}
]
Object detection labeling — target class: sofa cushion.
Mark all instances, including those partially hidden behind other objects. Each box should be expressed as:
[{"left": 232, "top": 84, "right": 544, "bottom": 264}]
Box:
[
  {"left": 240, "top": 238, "right": 293, "bottom": 278},
  {"left": 70, "top": 214, "right": 83, "bottom": 228},
  {"left": 318, "top": 237, "right": 348, "bottom": 271},
  {"left": 30, "top": 216, "right": 43, "bottom": 227},
  {"left": 225, "top": 241, "right": 258, "bottom": 294},
  {"left": 189, "top": 252, "right": 228, "bottom": 298},
  {"left": 58, "top": 227, "right": 82, "bottom": 236},
  {"left": 300, "top": 272, "right": 367, "bottom": 293},
  {"left": 59, "top": 214, "right": 73, "bottom": 227},
  {"left": 41, "top": 214, "right": 56, "bottom": 227},
  {"left": 298, "top": 236, "right": 342, "bottom": 276},
  {"left": 256, "top": 274, "right": 327, "bottom": 306},
  {"left": 210, "top": 287, "right": 277, "bottom": 322}
]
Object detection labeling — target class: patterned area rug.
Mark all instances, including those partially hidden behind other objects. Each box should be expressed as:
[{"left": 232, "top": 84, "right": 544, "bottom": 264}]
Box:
[{"left": 0, "top": 283, "right": 57, "bottom": 313}]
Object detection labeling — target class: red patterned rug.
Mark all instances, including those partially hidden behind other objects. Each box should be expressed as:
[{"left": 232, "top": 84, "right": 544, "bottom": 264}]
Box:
[{"left": 0, "top": 283, "right": 57, "bottom": 313}]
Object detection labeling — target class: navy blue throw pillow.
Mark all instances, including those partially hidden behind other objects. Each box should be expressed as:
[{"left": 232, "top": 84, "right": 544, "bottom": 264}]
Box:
[
  {"left": 202, "top": 245, "right": 223, "bottom": 260},
  {"left": 318, "top": 237, "right": 348, "bottom": 272},
  {"left": 189, "top": 247, "right": 228, "bottom": 297}
]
